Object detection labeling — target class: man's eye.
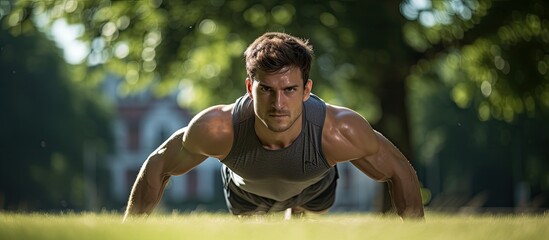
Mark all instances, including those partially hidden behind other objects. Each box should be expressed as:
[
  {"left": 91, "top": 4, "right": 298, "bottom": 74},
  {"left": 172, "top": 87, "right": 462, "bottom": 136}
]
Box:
[
  {"left": 285, "top": 88, "right": 296, "bottom": 92},
  {"left": 260, "top": 86, "right": 270, "bottom": 92}
]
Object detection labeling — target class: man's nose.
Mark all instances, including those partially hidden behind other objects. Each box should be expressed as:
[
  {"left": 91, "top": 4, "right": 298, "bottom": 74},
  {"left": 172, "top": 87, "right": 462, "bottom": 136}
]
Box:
[{"left": 272, "top": 91, "right": 285, "bottom": 109}]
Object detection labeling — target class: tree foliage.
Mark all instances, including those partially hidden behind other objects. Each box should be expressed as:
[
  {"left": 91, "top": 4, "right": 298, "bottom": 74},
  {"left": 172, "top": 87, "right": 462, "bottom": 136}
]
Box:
[
  {"left": 0, "top": 19, "right": 112, "bottom": 210},
  {"left": 403, "top": 0, "right": 549, "bottom": 121},
  {"left": 405, "top": 0, "right": 549, "bottom": 208}
]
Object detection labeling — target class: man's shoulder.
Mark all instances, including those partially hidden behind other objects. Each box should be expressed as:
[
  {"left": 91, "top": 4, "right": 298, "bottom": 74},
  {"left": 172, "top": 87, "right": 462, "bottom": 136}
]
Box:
[
  {"left": 324, "top": 104, "right": 364, "bottom": 124},
  {"left": 183, "top": 104, "right": 234, "bottom": 158},
  {"left": 323, "top": 104, "right": 368, "bottom": 140},
  {"left": 324, "top": 104, "right": 377, "bottom": 139},
  {"left": 189, "top": 104, "right": 234, "bottom": 136},
  {"left": 322, "top": 104, "right": 378, "bottom": 163},
  {"left": 198, "top": 104, "right": 234, "bottom": 121}
]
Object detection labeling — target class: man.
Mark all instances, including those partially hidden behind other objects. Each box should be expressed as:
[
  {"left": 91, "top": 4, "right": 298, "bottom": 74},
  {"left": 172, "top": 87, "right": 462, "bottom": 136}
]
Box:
[{"left": 123, "top": 32, "right": 424, "bottom": 220}]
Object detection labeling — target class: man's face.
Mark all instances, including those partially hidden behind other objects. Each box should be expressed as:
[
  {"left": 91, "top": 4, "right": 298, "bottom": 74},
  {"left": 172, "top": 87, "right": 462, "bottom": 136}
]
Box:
[{"left": 246, "top": 67, "right": 312, "bottom": 133}]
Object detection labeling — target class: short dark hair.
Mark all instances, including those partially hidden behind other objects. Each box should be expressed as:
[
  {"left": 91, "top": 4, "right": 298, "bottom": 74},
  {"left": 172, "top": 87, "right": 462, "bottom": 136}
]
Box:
[{"left": 244, "top": 32, "right": 313, "bottom": 86}]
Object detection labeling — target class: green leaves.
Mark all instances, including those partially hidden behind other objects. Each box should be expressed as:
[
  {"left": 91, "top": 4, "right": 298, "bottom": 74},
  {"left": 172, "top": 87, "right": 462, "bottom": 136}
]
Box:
[{"left": 405, "top": 0, "right": 549, "bottom": 122}]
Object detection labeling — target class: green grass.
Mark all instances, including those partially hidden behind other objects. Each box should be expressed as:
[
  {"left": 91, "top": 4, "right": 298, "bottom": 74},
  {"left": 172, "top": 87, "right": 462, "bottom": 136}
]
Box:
[{"left": 0, "top": 211, "right": 548, "bottom": 240}]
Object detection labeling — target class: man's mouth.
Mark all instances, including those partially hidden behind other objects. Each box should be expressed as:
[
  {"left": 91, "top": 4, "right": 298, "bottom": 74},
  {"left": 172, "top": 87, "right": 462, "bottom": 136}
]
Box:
[{"left": 269, "top": 112, "right": 289, "bottom": 117}]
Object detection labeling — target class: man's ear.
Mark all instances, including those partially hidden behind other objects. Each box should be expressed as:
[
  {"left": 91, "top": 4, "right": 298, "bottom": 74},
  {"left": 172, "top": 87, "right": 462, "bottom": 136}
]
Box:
[
  {"left": 245, "top": 78, "right": 253, "bottom": 100},
  {"left": 303, "top": 79, "right": 313, "bottom": 101}
]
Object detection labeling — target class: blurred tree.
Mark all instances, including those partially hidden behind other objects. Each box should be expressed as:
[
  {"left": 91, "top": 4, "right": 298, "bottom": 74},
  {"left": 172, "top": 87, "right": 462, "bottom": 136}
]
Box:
[
  {"left": 405, "top": 0, "right": 549, "bottom": 209},
  {"left": 403, "top": 0, "right": 548, "bottom": 120},
  {"left": 0, "top": 17, "right": 113, "bottom": 210}
]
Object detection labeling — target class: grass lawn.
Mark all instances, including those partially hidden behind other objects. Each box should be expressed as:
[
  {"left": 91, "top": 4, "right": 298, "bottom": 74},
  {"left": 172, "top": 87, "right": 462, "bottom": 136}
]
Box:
[{"left": 0, "top": 211, "right": 547, "bottom": 240}]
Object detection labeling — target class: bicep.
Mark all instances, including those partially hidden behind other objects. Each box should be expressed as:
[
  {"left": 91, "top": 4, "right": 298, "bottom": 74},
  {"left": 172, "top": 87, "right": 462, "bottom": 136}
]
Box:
[
  {"left": 148, "top": 127, "right": 208, "bottom": 177},
  {"left": 328, "top": 106, "right": 414, "bottom": 181},
  {"left": 351, "top": 131, "right": 411, "bottom": 182},
  {"left": 150, "top": 105, "right": 233, "bottom": 176}
]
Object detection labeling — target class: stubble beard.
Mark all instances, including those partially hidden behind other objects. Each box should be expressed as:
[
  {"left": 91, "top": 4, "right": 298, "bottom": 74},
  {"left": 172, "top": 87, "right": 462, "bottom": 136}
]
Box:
[{"left": 265, "top": 111, "right": 302, "bottom": 133}]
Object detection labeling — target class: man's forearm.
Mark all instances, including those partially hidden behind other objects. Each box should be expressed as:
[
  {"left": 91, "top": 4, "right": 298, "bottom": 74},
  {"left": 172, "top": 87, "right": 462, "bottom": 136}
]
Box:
[
  {"left": 389, "top": 176, "right": 425, "bottom": 219},
  {"left": 123, "top": 178, "right": 169, "bottom": 220},
  {"left": 124, "top": 183, "right": 160, "bottom": 216},
  {"left": 123, "top": 159, "right": 170, "bottom": 221}
]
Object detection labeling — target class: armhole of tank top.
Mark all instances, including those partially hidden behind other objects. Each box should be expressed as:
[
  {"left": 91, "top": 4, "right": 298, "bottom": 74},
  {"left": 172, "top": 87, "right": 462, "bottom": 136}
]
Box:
[
  {"left": 306, "top": 95, "right": 331, "bottom": 169},
  {"left": 223, "top": 95, "right": 254, "bottom": 162},
  {"left": 221, "top": 97, "right": 244, "bottom": 163},
  {"left": 317, "top": 106, "right": 331, "bottom": 169}
]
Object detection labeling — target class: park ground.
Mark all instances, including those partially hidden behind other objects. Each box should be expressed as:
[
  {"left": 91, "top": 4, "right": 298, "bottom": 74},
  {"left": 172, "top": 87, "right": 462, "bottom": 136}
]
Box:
[{"left": 0, "top": 211, "right": 548, "bottom": 240}]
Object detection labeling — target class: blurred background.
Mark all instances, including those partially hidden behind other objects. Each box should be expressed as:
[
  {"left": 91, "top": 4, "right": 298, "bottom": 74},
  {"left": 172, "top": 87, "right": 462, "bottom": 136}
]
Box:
[{"left": 1, "top": 0, "right": 548, "bottom": 214}]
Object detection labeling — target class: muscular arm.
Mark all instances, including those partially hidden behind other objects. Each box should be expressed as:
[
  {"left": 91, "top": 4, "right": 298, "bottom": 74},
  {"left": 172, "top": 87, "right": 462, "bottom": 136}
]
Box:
[
  {"left": 123, "top": 127, "right": 208, "bottom": 220},
  {"left": 123, "top": 105, "right": 233, "bottom": 221},
  {"left": 351, "top": 131, "right": 424, "bottom": 219},
  {"left": 324, "top": 106, "right": 424, "bottom": 219}
]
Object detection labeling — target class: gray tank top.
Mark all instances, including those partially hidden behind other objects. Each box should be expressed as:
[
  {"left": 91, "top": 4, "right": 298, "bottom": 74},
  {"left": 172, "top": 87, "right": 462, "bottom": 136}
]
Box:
[{"left": 221, "top": 94, "right": 334, "bottom": 201}]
